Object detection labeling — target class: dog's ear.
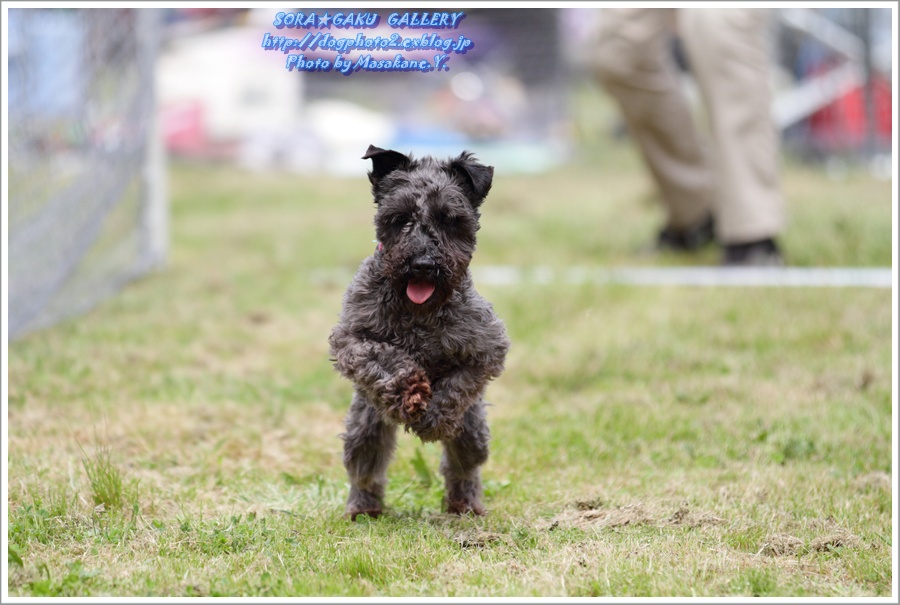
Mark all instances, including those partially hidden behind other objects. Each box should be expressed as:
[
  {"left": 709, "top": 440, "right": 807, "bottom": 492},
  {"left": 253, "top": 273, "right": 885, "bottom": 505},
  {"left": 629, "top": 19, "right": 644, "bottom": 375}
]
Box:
[
  {"left": 450, "top": 151, "right": 494, "bottom": 207},
  {"left": 362, "top": 145, "right": 409, "bottom": 187}
]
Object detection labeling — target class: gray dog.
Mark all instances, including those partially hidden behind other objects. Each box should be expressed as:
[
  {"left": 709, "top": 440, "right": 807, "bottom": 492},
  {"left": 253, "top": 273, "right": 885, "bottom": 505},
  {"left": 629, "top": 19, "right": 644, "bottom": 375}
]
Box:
[{"left": 329, "top": 145, "right": 510, "bottom": 520}]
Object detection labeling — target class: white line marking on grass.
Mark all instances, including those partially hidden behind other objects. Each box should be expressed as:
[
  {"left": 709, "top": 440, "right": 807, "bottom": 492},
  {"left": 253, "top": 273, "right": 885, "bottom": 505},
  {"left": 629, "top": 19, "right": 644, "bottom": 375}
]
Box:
[{"left": 309, "top": 266, "right": 893, "bottom": 288}]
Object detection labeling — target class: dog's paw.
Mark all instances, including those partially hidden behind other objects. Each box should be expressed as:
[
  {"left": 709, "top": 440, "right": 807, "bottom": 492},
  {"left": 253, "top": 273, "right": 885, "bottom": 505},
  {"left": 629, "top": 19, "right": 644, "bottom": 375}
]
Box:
[
  {"left": 406, "top": 411, "right": 441, "bottom": 442},
  {"left": 345, "top": 507, "right": 382, "bottom": 522},
  {"left": 447, "top": 499, "right": 486, "bottom": 516},
  {"left": 346, "top": 487, "right": 383, "bottom": 521},
  {"left": 387, "top": 369, "right": 431, "bottom": 424},
  {"left": 407, "top": 408, "right": 465, "bottom": 443},
  {"left": 401, "top": 371, "right": 431, "bottom": 418}
]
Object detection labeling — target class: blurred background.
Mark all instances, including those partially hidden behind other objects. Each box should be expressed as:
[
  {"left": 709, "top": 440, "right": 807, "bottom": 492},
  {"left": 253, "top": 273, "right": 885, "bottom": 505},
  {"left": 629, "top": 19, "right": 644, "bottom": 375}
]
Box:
[{"left": 5, "top": 6, "right": 894, "bottom": 340}]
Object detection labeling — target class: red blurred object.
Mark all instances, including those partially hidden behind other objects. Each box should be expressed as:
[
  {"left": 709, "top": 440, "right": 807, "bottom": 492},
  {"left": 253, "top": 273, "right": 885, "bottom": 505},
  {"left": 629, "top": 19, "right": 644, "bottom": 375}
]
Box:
[
  {"left": 808, "top": 71, "right": 892, "bottom": 152},
  {"left": 161, "top": 100, "right": 206, "bottom": 155}
]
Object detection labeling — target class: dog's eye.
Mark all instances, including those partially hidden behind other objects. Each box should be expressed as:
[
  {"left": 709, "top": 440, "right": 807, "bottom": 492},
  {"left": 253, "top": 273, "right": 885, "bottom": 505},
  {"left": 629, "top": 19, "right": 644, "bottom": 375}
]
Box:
[
  {"left": 439, "top": 212, "right": 457, "bottom": 226},
  {"left": 390, "top": 213, "right": 409, "bottom": 227}
]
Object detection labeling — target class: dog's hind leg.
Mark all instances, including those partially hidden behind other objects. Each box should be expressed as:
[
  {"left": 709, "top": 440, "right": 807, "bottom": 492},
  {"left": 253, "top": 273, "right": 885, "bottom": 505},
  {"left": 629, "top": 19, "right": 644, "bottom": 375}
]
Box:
[
  {"left": 342, "top": 392, "right": 397, "bottom": 520},
  {"left": 440, "top": 401, "right": 490, "bottom": 515}
]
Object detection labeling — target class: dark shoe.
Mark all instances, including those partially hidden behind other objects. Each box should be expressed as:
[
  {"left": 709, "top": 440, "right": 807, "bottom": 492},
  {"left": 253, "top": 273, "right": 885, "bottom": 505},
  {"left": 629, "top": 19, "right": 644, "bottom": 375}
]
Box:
[
  {"left": 722, "top": 238, "right": 784, "bottom": 267},
  {"left": 656, "top": 214, "right": 715, "bottom": 252}
]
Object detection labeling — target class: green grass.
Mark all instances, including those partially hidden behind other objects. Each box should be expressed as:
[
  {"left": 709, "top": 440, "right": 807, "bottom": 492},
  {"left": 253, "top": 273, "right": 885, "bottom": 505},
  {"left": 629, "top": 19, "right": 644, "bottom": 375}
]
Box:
[{"left": 6, "top": 133, "right": 893, "bottom": 597}]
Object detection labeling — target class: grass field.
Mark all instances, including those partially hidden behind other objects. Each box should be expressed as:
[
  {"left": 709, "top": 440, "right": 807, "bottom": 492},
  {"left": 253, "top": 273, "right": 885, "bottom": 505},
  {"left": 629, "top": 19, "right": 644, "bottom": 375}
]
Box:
[{"left": 5, "top": 136, "right": 895, "bottom": 597}]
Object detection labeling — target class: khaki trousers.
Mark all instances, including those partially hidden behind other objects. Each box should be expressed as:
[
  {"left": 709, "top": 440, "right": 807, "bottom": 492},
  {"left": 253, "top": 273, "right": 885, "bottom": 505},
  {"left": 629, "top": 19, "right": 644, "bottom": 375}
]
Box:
[{"left": 590, "top": 8, "right": 784, "bottom": 244}]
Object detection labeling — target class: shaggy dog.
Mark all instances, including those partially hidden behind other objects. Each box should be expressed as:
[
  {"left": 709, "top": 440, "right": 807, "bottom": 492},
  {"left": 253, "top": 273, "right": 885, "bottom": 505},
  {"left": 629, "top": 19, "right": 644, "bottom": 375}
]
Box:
[{"left": 329, "top": 145, "right": 510, "bottom": 520}]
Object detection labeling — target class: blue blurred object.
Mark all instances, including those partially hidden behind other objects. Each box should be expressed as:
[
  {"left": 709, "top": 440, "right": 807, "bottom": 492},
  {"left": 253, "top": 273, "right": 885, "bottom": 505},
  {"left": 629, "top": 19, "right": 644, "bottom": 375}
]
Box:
[
  {"left": 390, "top": 124, "right": 469, "bottom": 148},
  {"left": 8, "top": 9, "right": 86, "bottom": 118},
  {"left": 390, "top": 123, "right": 566, "bottom": 174}
]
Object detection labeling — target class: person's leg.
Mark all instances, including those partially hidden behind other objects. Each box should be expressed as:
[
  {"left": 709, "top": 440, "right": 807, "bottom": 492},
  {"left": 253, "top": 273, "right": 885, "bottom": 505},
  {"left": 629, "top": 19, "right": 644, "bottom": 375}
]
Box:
[
  {"left": 680, "top": 9, "right": 785, "bottom": 264},
  {"left": 590, "top": 8, "right": 716, "bottom": 245}
]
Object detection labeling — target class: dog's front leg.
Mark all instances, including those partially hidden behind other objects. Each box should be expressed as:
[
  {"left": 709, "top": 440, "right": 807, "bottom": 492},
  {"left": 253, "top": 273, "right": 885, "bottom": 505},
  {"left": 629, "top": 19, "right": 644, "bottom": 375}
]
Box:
[
  {"left": 329, "top": 327, "right": 431, "bottom": 424},
  {"left": 408, "top": 325, "right": 508, "bottom": 442},
  {"left": 406, "top": 363, "right": 489, "bottom": 442}
]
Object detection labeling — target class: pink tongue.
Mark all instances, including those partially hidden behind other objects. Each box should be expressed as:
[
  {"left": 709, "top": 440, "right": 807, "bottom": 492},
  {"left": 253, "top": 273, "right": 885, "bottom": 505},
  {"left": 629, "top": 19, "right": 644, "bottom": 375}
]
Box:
[{"left": 407, "top": 279, "right": 436, "bottom": 304}]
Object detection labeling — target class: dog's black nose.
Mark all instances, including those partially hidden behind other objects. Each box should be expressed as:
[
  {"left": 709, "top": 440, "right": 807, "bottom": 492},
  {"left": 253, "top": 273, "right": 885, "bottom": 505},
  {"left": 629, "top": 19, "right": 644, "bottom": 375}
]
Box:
[{"left": 411, "top": 258, "right": 436, "bottom": 275}]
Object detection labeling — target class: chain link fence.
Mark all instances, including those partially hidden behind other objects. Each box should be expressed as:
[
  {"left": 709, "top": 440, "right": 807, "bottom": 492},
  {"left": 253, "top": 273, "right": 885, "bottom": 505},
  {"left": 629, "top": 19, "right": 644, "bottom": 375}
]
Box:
[{"left": 7, "top": 8, "right": 167, "bottom": 340}]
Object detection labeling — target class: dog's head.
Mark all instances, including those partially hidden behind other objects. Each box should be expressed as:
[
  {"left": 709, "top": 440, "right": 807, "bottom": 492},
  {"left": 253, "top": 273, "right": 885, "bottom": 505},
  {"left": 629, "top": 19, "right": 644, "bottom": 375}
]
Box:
[{"left": 362, "top": 144, "right": 494, "bottom": 312}]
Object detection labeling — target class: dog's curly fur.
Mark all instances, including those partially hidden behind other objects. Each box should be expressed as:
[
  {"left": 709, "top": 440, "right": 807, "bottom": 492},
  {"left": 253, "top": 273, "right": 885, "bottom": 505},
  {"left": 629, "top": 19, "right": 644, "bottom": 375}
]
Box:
[{"left": 329, "top": 145, "right": 510, "bottom": 520}]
